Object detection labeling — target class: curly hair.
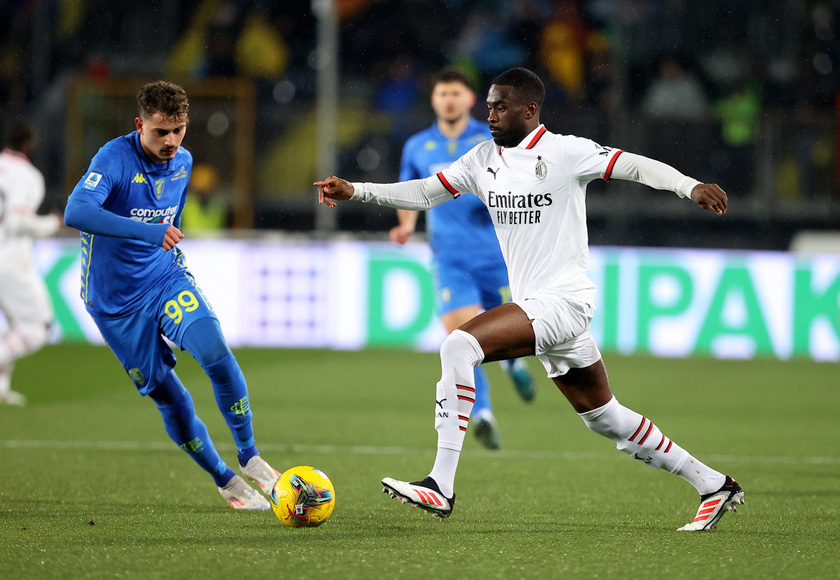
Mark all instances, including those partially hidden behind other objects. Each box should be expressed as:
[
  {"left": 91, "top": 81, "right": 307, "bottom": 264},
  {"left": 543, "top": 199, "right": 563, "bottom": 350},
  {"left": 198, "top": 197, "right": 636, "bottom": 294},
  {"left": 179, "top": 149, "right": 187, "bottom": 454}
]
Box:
[
  {"left": 136, "top": 80, "right": 189, "bottom": 122},
  {"left": 491, "top": 68, "right": 545, "bottom": 108}
]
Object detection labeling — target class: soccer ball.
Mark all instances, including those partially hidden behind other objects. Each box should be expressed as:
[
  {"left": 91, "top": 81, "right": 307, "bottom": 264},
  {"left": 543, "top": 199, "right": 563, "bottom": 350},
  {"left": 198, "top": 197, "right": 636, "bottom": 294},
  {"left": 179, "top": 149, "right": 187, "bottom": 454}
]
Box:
[{"left": 270, "top": 466, "right": 335, "bottom": 527}]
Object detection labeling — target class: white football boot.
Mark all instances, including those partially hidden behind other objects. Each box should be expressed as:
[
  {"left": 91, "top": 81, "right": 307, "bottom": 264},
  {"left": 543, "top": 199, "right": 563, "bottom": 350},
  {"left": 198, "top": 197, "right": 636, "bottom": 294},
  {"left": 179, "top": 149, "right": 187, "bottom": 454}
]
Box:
[
  {"left": 382, "top": 476, "right": 455, "bottom": 519},
  {"left": 218, "top": 475, "right": 271, "bottom": 510},
  {"left": 678, "top": 476, "right": 745, "bottom": 531},
  {"left": 240, "top": 456, "right": 281, "bottom": 495}
]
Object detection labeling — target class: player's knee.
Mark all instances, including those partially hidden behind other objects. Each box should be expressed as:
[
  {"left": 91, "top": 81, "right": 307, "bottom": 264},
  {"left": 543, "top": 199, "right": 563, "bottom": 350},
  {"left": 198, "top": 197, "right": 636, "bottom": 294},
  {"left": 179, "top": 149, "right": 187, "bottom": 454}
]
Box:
[
  {"left": 149, "top": 371, "right": 191, "bottom": 409},
  {"left": 183, "top": 317, "right": 231, "bottom": 367},
  {"left": 440, "top": 329, "right": 485, "bottom": 369}
]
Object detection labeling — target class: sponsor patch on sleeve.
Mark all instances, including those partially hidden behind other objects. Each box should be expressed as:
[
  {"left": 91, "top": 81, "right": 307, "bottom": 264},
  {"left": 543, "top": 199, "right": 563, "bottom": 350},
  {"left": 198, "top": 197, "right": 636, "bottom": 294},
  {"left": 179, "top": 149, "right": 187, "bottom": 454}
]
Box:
[{"left": 83, "top": 172, "right": 103, "bottom": 190}]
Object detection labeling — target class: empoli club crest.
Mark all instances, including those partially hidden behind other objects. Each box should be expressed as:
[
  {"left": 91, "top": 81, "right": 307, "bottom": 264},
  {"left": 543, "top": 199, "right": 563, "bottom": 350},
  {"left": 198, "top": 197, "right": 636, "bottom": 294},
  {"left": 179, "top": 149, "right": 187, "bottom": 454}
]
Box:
[
  {"left": 128, "top": 368, "right": 145, "bottom": 387},
  {"left": 155, "top": 179, "right": 165, "bottom": 199}
]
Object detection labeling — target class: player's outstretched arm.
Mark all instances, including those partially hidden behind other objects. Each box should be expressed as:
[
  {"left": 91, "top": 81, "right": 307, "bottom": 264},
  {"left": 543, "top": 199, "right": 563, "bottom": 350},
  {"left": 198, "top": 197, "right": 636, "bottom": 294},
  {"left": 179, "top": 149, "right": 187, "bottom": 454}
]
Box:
[
  {"left": 314, "top": 176, "right": 355, "bottom": 209},
  {"left": 316, "top": 175, "right": 453, "bottom": 211},
  {"left": 689, "top": 183, "right": 727, "bottom": 216},
  {"left": 609, "top": 152, "right": 727, "bottom": 216}
]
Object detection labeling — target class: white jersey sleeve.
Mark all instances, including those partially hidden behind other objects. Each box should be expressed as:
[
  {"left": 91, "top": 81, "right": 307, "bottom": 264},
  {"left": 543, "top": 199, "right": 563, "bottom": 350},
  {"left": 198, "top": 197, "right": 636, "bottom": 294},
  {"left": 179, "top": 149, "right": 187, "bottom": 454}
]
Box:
[
  {"left": 437, "top": 147, "right": 482, "bottom": 202},
  {"left": 608, "top": 151, "right": 701, "bottom": 199},
  {"left": 562, "top": 136, "right": 624, "bottom": 184},
  {"left": 350, "top": 176, "right": 452, "bottom": 210}
]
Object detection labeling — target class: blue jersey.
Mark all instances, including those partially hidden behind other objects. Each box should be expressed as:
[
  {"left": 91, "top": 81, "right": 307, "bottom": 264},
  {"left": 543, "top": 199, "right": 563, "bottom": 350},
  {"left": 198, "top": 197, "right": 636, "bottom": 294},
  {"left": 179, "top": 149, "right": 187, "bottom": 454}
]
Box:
[
  {"left": 399, "top": 118, "right": 503, "bottom": 265},
  {"left": 67, "top": 132, "right": 193, "bottom": 316}
]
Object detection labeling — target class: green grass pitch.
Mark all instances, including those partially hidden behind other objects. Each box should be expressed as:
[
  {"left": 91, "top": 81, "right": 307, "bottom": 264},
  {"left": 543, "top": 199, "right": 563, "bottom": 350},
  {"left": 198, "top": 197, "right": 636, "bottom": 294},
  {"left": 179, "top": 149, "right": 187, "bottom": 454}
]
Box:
[{"left": 1, "top": 344, "right": 839, "bottom": 579}]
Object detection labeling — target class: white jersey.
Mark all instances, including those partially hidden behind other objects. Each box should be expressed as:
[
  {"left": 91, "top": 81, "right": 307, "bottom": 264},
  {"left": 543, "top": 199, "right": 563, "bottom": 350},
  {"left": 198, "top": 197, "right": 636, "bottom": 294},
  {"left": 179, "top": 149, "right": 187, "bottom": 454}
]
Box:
[
  {"left": 438, "top": 125, "right": 622, "bottom": 305},
  {"left": 0, "top": 148, "right": 53, "bottom": 272}
]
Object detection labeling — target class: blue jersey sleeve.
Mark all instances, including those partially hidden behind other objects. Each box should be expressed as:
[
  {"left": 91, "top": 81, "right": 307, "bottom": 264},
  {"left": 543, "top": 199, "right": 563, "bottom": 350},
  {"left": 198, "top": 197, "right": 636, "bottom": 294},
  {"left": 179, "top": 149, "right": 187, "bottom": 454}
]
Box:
[{"left": 64, "top": 147, "right": 169, "bottom": 246}]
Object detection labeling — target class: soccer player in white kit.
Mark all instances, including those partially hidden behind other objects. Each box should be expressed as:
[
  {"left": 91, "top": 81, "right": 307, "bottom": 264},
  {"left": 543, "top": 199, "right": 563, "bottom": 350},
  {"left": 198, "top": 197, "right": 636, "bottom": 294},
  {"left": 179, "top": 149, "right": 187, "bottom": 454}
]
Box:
[
  {"left": 316, "top": 68, "right": 744, "bottom": 531},
  {"left": 0, "top": 123, "right": 60, "bottom": 406}
]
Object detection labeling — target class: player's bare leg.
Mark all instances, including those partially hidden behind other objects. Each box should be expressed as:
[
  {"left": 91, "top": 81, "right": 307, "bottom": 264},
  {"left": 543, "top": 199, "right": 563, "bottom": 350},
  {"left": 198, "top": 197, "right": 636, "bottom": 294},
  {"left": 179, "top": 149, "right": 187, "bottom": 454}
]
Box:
[{"left": 553, "top": 361, "right": 744, "bottom": 531}]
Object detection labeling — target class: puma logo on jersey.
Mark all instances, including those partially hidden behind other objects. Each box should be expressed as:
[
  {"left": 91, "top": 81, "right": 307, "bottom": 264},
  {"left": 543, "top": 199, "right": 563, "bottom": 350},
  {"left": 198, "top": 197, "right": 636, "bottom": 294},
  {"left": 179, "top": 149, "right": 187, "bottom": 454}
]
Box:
[
  {"left": 435, "top": 398, "right": 446, "bottom": 408},
  {"left": 487, "top": 167, "right": 499, "bottom": 179},
  {"left": 132, "top": 173, "right": 147, "bottom": 184}
]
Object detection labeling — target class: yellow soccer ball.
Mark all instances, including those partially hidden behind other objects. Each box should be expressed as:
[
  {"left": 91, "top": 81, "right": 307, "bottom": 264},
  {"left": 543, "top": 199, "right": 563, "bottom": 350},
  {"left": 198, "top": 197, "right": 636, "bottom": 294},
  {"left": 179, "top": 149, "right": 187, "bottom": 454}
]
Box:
[{"left": 270, "top": 466, "right": 335, "bottom": 527}]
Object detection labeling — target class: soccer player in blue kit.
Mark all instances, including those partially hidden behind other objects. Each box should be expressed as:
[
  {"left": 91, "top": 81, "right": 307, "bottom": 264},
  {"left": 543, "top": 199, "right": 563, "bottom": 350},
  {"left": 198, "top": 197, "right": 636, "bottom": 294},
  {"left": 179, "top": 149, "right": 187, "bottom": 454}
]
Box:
[
  {"left": 389, "top": 69, "right": 535, "bottom": 449},
  {"left": 64, "top": 81, "right": 280, "bottom": 510}
]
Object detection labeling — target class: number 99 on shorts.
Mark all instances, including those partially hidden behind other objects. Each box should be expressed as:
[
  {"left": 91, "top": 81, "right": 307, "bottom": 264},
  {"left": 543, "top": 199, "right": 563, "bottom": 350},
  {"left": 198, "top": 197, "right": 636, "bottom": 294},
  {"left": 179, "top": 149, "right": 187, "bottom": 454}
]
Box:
[{"left": 164, "top": 290, "right": 200, "bottom": 324}]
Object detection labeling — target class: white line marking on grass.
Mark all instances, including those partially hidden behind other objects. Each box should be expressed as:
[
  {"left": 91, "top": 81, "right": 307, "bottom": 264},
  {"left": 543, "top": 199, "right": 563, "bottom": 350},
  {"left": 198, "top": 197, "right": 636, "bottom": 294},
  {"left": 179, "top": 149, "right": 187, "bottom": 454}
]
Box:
[{"left": 2, "top": 439, "right": 839, "bottom": 465}]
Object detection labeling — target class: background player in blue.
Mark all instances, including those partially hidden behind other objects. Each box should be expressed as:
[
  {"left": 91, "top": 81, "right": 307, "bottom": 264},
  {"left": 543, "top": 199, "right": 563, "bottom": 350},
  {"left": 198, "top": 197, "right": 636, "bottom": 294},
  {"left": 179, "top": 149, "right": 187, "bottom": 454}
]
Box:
[
  {"left": 64, "top": 81, "right": 280, "bottom": 510},
  {"left": 389, "top": 69, "right": 535, "bottom": 449}
]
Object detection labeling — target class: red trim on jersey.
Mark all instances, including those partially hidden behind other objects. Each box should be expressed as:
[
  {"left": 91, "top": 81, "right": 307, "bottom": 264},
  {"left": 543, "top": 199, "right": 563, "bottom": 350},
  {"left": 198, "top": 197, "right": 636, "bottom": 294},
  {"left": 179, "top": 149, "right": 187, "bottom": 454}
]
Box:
[
  {"left": 436, "top": 172, "right": 460, "bottom": 197},
  {"left": 456, "top": 385, "right": 476, "bottom": 394},
  {"left": 664, "top": 440, "right": 673, "bottom": 453},
  {"left": 602, "top": 149, "right": 624, "bottom": 181},
  {"left": 458, "top": 415, "right": 470, "bottom": 422},
  {"left": 525, "top": 126, "right": 547, "bottom": 149}
]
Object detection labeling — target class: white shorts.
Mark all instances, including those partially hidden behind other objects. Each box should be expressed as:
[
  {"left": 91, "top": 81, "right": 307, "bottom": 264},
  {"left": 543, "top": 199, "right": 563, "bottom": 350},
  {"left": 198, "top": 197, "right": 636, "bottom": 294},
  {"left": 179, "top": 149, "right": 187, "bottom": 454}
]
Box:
[
  {"left": 514, "top": 291, "right": 601, "bottom": 378},
  {"left": 0, "top": 267, "right": 54, "bottom": 325}
]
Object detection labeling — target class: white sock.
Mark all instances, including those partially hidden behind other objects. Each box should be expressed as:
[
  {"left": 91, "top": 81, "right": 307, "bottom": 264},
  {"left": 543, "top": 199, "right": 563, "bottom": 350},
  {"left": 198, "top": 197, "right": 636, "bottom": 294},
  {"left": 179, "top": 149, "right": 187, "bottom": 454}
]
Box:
[
  {"left": 579, "top": 396, "right": 725, "bottom": 494},
  {"left": 427, "top": 330, "right": 484, "bottom": 497},
  {"left": 428, "top": 448, "right": 460, "bottom": 497}
]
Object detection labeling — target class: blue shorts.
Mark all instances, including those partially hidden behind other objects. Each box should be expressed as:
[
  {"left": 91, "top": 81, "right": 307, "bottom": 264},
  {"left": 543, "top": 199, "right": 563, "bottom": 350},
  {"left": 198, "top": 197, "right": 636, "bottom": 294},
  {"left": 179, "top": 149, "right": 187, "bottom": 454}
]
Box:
[
  {"left": 432, "top": 257, "right": 512, "bottom": 316},
  {"left": 91, "top": 270, "right": 217, "bottom": 396}
]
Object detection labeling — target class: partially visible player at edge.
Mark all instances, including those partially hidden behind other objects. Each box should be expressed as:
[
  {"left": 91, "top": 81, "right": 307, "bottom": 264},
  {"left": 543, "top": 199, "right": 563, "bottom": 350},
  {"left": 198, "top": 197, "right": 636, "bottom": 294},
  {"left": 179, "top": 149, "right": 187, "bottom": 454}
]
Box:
[
  {"left": 0, "top": 122, "right": 61, "bottom": 406},
  {"left": 390, "top": 68, "right": 535, "bottom": 450},
  {"left": 64, "top": 81, "right": 280, "bottom": 510},
  {"left": 316, "top": 67, "right": 744, "bottom": 531}
]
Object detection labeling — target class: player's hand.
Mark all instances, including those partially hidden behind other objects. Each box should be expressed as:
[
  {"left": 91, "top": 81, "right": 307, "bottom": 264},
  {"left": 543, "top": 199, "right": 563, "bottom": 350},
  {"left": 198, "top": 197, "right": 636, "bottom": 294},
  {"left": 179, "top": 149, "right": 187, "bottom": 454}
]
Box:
[
  {"left": 162, "top": 225, "right": 184, "bottom": 250},
  {"left": 690, "top": 183, "right": 727, "bottom": 216},
  {"left": 389, "top": 224, "right": 414, "bottom": 245},
  {"left": 314, "top": 176, "right": 354, "bottom": 209}
]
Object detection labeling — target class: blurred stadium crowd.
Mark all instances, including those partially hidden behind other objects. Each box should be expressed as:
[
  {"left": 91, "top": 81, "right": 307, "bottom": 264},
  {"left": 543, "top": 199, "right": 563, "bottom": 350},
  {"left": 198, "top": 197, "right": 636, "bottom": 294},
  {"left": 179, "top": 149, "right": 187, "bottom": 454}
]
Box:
[{"left": 1, "top": 0, "right": 838, "bottom": 248}]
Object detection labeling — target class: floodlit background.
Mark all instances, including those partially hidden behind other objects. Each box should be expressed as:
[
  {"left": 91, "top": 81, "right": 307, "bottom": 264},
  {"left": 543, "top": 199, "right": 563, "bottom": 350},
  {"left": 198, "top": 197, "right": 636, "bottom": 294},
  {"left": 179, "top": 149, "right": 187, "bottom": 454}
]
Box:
[
  {"left": 2, "top": 0, "right": 839, "bottom": 360},
  {"left": 2, "top": 4, "right": 840, "bottom": 578}
]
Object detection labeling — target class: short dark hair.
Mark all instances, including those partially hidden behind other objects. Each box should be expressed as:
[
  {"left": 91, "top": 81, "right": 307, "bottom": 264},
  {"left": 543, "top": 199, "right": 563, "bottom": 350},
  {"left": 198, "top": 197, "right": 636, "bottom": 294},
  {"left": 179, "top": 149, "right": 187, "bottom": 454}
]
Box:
[
  {"left": 136, "top": 80, "right": 189, "bottom": 122},
  {"left": 491, "top": 68, "right": 545, "bottom": 107},
  {"left": 5, "top": 121, "right": 34, "bottom": 151},
  {"left": 432, "top": 68, "right": 475, "bottom": 93}
]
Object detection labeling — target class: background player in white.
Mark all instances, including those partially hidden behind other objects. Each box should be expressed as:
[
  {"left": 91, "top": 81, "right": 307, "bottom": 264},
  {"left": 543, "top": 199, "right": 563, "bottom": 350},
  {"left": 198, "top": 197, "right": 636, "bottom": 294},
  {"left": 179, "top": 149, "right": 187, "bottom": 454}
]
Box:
[
  {"left": 316, "top": 68, "right": 743, "bottom": 531},
  {"left": 0, "top": 122, "right": 60, "bottom": 406},
  {"left": 390, "top": 68, "right": 535, "bottom": 450}
]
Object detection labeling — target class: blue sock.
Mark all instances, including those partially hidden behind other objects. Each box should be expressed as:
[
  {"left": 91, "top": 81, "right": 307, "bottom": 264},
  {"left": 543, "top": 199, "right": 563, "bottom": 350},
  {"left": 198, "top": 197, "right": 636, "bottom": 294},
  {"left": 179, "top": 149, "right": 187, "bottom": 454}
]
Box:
[
  {"left": 149, "top": 370, "right": 233, "bottom": 487},
  {"left": 237, "top": 445, "right": 260, "bottom": 467},
  {"left": 204, "top": 353, "right": 256, "bottom": 452},
  {"left": 472, "top": 365, "right": 492, "bottom": 417},
  {"left": 182, "top": 318, "right": 256, "bottom": 453}
]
